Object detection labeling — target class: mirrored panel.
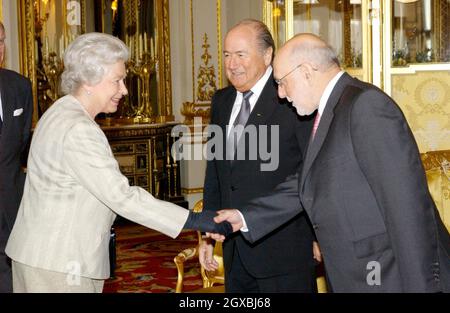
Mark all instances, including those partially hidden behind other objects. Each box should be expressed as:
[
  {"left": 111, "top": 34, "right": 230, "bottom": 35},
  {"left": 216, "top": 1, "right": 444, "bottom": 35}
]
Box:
[
  {"left": 293, "top": 0, "right": 363, "bottom": 68},
  {"left": 268, "top": 0, "right": 363, "bottom": 69},
  {"left": 392, "top": 0, "right": 450, "bottom": 66},
  {"left": 19, "top": 0, "right": 173, "bottom": 126}
]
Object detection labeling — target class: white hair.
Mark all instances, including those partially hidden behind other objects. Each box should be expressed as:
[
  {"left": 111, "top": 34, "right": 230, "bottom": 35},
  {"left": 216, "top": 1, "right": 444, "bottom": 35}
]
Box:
[{"left": 60, "top": 32, "right": 129, "bottom": 94}]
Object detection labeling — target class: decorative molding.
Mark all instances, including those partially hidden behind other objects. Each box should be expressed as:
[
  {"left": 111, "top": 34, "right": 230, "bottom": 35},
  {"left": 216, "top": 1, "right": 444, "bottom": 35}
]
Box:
[
  {"left": 181, "top": 188, "right": 204, "bottom": 195},
  {"left": 216, "top": 0, "right": 222, "bottom": 88},
  {"left": 183, "top": 0, "right": 221, "bottom": 124},
  {"left": 19, "top": 0, "right": 38, "bottom": 125},
  {"left": 390, "top": 63, "right": 450, "bottom": 75},
  {"left": 392, "top": 71, "right": 450, "bottom": 152},
  {"left": 196, "top": 34, "right": 217, "bottom": 102},
  {"left": 181, "top": 102, "right": 210, "bottom": 125},
  {"left": 101, "top": 122, "right": 180, "bottom": 140}
]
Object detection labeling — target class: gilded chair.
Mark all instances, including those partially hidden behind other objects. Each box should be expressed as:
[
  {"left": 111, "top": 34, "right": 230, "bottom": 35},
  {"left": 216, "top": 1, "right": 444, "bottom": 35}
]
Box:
[
  {"left": 174, "top": 200, "right": 225, "bottom": 293},
  {"left": 421, "top": 150, "right": 450, "bottom": 232}
]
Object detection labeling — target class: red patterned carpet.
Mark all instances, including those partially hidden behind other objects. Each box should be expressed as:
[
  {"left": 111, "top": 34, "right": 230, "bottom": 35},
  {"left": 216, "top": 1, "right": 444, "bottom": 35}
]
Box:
[{"left": 103, "top": 222, "right": 203, "bottom": 293}]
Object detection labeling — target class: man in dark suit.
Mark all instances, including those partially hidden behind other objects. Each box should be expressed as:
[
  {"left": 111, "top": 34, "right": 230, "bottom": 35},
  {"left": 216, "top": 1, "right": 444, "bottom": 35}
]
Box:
[
  {"left": 0, "top": 21, "right": 33, "bottom": 293},
  {"left": 213, "top": 33, "right": 450, "bottom": 292},
  {"left": 200, "top": 20, "right": 318, "bottom": 293}
]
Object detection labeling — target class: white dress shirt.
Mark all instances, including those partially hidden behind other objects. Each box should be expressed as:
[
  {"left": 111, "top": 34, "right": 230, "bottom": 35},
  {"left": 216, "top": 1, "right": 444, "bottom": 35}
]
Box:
[{"left": 227, "top": 66, "right": 273, "bottom": 137}]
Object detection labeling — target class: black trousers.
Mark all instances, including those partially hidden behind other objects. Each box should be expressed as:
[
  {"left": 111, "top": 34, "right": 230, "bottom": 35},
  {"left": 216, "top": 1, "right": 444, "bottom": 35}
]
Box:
[{"left": 225, "top": 246, "right": 317, "bottom": 293}]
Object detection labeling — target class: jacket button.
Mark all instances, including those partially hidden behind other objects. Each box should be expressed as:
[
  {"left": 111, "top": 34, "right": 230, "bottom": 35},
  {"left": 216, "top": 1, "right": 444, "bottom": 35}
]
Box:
[
  {"left": 231, "top": 186, "right": 236, "bottom": 191},
  {"left": 313, "top": 224, "right": 319, "bottom": 230}
]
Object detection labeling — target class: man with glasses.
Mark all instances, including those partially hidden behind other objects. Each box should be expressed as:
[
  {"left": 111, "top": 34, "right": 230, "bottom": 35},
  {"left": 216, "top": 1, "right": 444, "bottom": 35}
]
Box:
[
  {"left": 0, "top": 21, "right": 33, "bottom": 293},
  {"left": 213, "top": 33, "right": 450, "bottom": 292}
]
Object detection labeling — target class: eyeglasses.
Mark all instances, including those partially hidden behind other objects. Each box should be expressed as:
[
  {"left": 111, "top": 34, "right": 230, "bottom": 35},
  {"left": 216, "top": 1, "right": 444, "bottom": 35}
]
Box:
[
  {"left": 274, "top": 63, "right": 318, "bottom": 85},
  {"left": 274, "top": 63, "right": 304, "bottom": 85}
]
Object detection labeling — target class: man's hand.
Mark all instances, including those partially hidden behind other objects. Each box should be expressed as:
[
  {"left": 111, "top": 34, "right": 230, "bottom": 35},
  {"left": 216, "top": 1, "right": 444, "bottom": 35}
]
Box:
[
  {"left": 214, "top": 209, "right": 244, "bottom": 230},
  {"left": 206, "top": 209, "right": 244, "bottom": 241},
  {"left": 313, "top": 241, "right": 322, "bottom": 263},
  {"left": 199, "top": 238, "right": 219, "bottom": 272}
]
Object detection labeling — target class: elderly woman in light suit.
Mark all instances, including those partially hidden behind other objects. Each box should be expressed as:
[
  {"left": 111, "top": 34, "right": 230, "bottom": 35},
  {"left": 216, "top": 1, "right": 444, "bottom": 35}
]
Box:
[{"left": 5, "top": 33, "right": 230, "bottom": 293}]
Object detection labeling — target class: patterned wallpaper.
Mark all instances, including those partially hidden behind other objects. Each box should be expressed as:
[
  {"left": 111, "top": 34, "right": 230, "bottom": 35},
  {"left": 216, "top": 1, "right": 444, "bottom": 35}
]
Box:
[{"left": 392, "top": 71, "right": 450, "bottom": 153}]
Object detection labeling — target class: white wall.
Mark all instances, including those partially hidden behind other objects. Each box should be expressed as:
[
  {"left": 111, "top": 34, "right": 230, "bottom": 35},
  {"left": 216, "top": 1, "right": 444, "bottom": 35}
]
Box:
[{"left": 2, "top": 0, "right": 20, "bottom": 72}]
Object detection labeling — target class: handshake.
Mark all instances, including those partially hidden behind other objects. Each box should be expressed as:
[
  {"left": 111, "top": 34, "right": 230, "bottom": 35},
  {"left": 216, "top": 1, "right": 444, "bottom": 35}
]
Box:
[{"left": 183, "top": 209, "right": 243, "bottom": 239}]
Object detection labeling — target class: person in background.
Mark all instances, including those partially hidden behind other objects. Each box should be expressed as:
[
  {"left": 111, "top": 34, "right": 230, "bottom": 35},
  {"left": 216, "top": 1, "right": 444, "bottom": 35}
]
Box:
[
  {"left": 200, "top": 19, "right": 319, "bottom": 293},
  {"left": 213, "top": 33, "right": 450, "bottom": 292},
  {"left": 0, "top": 21, "right": 33, "bottom": 293},
  {"left": 5, "top": 32, "right": 231, "bottom": 293}
]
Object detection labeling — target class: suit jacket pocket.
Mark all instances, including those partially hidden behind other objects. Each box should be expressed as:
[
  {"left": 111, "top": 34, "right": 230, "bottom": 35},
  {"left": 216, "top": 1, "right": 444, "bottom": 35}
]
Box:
[{"left": 353, "top": 232, "right": 390, "bottom": 259}]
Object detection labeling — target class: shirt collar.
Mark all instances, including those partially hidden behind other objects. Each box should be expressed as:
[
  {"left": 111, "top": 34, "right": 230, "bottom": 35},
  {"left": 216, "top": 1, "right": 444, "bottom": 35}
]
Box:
[
  {"left": 236, "top": 66, "right": 272, "bottom": 103},
  {"left": 317, "top": 70, "right": 344, "bottom": 116}
]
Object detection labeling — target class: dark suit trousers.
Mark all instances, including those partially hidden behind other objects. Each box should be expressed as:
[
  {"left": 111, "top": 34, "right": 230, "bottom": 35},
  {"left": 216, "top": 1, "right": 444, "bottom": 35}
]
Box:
[
  {"left": 0, "top": 213, "right": 12, "bottom": 293},
  {"left": 225, "top": 246, "right": 317, "bottom": 293}
]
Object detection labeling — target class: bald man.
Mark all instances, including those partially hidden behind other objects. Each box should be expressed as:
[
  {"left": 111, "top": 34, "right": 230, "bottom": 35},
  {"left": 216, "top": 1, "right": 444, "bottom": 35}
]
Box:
[
  {"left": 201, "top": 20, "right": 317, "bottom": 293},
  {"left": 213, "top": 33, "right": 450, "bottom": 292}
]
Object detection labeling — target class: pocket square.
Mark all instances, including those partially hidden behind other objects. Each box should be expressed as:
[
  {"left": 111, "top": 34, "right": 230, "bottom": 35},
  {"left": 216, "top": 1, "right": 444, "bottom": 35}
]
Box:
[{"left": 13, "top": 108, "right": 23, "bottom": 117}]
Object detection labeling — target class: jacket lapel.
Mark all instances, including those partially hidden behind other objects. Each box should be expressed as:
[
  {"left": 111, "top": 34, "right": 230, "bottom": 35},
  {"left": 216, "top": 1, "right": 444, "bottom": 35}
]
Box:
[
  {"left": 217, "top": 88, "right": 237, "bottom": 171},
  {"left": 245, "top": 77, "right": 279, "bottom": 128},
  {"left": 300, "top": 73, "right": 353, "bottom": 187}
]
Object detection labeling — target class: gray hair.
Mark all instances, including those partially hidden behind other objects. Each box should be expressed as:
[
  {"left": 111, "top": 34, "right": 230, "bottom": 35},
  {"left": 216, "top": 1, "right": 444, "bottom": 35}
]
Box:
[
  {"left": 61, "top": 32, "right": 129, "bottom": 94},
  {"left": 232, "top": 19, "right": 275, "bottom": 62},
  {"left": 290, "top": 33, "right": 340, "bottom": 70}
]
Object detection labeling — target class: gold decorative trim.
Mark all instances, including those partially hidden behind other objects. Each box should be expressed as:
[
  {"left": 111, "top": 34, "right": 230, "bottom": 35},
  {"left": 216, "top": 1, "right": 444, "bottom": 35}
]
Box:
[
  {"left": 181, "top": 188, "right": 204, "bottom": 195},
  {"left": 101, "top": 122, "right": 179, "bottom": 139},
  {"left": 196, "top": 34, "right": 217, "bottom": 102},
  {"left": 19, "top": 0, "right": 38, "bottom": 126},
  {"left": 190, "top": 0, "right": 195, "bottom": 102},
  {"left": 285, "top": 0, "right": 293, "bottom": 40},
  {"left": 0, "top": 0, "right": 2, "bottom": 20},
  {"left": 362, "top": 0, "right": 371, "bottom": 83},
  {"left": 162, "top": 0, "right": 173, "bottom": 120},
  {"left": 181, "top": 102, "right": 210, "bottom": 125},
  {"left": 216, "top": 0, "right": 222, "bottom": 88},
  {"left": 390, "top": 63, "right": 450, "bottom": 75}
]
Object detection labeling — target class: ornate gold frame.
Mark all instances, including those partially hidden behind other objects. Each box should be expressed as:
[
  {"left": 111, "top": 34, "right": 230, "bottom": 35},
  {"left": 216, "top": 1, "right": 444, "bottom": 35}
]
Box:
[
  {"left": 263, "top": 0, "right": 372, "bottom": 82},
  {"left": 18, "top": 0, "right": 173, "bottom": 126}
]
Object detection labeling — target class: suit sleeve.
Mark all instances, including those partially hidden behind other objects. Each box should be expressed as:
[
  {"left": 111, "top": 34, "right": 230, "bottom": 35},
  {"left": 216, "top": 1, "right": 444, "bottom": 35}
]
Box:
[
  {"left": 203, "top": 94, "right": 221, "bottom": 212},
  {"left": 63, "top": 120, "right": 189, "bottom": 239},
  {"left": 350, "top": 89, "right": 439, "bottom": 291},
  {"left": 240, "top": 172, "right": 303, "bottom": 243},
  {"left": 239, "top": 109, "right": 313, "bottom": 243}
]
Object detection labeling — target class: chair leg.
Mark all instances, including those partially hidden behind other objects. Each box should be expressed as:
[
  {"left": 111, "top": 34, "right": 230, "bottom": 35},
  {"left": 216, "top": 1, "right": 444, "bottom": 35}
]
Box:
[{"left": 174, "top": 256, "right": 185, "bottom": 293}]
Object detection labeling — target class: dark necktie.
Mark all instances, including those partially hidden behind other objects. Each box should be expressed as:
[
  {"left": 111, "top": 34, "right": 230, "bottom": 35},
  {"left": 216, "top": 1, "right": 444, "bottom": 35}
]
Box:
[
  {"left": 0, "top": 116, "right": 3, "bottom": 136},
  {"left": 227, "top": 90, "right": 253, "bottom": 161}
]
